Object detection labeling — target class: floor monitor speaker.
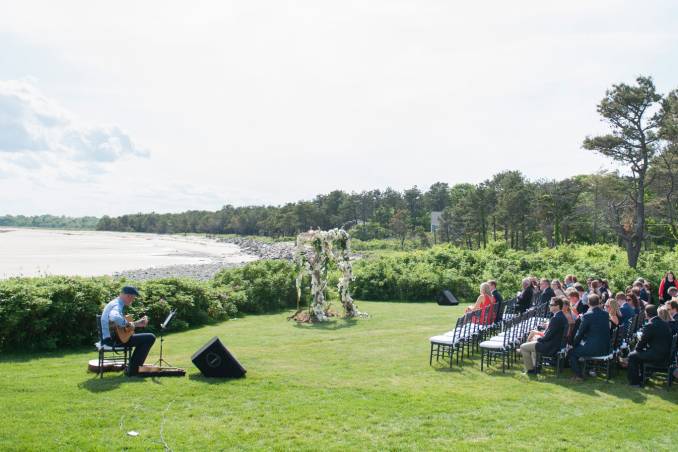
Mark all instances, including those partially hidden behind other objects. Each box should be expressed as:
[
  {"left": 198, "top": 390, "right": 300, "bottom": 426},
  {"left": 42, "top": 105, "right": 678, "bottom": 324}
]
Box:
[
  {"left": 437, "top": 289, "right": 460, "bottom": 306},
  {"left": 191, "top": 336, "right": 246, "bottom": 378}
]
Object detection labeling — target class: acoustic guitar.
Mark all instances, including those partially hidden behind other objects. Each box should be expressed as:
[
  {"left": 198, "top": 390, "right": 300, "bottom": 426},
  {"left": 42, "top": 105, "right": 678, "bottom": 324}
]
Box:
[{"left": 110, "top": 314, "right": 148, "bottom": 344}]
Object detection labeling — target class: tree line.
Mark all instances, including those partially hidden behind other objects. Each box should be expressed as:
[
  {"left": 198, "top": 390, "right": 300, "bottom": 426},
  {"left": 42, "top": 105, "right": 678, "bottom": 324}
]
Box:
[{"left": 0, "top": 214, "right": 99, "bottom": 230}]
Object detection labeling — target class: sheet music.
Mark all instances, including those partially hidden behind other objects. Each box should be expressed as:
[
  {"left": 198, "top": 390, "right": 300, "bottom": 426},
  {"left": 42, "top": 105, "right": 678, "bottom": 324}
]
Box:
[{"left": 161, "top": 309, "right": 176, "bottom": 329}]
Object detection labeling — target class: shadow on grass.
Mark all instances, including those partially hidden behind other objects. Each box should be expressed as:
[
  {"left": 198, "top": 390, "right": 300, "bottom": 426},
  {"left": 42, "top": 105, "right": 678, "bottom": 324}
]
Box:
[
  {"left": 0, "top": 346, "right": 92, "bottom": 363},
  {"left": 188, "top": 373, "right": 244, "bottom": 384},
  {"left": 79, "top": 373, "right": 163, "bottom": 393},
  {"left": 292, "top": 318, "right": 359, "bottom": 331}
]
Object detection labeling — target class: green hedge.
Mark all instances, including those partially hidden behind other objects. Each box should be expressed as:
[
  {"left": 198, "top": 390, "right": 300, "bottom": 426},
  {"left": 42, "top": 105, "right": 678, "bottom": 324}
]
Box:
[
  {"left": 211, "top": 260, "right": 305, "bottom": 314},
  {"left": 1, "top": 243, "right": 675, "bottom": 351},
  {"left": 0, "top": 277, "right": 238, "bottom": 352},
  {"left": 0, "top": 261, "right": 305, "bottom": 352},
  {"left": 351, "top": 242, "right": 678, "bottom": 302}
]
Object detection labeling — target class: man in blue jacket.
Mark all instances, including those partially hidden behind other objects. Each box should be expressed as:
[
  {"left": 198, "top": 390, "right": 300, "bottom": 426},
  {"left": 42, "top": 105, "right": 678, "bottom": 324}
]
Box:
[{"left": 568, "top": 294, "right": 610, "bottom": 381}]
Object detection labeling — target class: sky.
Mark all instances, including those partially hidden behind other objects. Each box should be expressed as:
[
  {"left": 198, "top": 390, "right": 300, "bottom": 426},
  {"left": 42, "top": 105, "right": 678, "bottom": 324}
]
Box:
[{"left": 0, "top": 0, "right": 677, "bottom": 217}]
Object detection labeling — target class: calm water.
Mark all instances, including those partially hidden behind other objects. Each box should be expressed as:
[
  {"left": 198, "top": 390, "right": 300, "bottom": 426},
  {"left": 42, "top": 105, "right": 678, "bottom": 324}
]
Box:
[{"left": 0, "top": 228, "right": 256, "bottom": 278}]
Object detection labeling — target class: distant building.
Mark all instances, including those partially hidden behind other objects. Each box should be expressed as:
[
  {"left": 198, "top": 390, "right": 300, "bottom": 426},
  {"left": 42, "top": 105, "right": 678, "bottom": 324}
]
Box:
[{"left": 430, "top": 211, "right": 442, "bottom": 233}]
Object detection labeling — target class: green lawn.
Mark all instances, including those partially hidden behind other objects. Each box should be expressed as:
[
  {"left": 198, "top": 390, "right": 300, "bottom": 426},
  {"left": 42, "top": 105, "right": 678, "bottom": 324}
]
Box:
[{"left": 1, "top": 301, "right": 677, "bottom": 451}]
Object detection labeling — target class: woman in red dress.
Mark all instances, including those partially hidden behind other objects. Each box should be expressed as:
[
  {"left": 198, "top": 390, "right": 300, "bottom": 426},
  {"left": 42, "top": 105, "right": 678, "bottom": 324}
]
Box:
[{"left": 466, "top": 282, "right": 496, "bottom": 324}]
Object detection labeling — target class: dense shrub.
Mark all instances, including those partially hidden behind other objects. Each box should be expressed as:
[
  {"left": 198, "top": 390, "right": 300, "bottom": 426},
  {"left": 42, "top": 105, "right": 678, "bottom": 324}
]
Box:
[
  {"left": 211, "top": 260, "right": 302, "bottom": 313},
  {"left": 0, "top": 276, "right": 117, "bottom": 351},
  {"left": 0, "top": 276, "right": 237, "bottom": 352},
  {"left": 352, "top": 243, "right": 678, "bottom": 302},
  {"left": 1, "top": 243, "right": 675, "bottom": 351}
]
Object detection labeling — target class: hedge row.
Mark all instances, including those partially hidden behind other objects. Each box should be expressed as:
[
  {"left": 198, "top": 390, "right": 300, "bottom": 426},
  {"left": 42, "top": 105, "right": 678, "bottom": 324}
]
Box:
[
  {"left": 350, "top": 242, "right": 678, "bottom": 302},
  {"left": 1, "top": 243, "right": 675, "bottom": 351},
  {"left": 0, "top": 260, "right": 301, "bottom": 352}
]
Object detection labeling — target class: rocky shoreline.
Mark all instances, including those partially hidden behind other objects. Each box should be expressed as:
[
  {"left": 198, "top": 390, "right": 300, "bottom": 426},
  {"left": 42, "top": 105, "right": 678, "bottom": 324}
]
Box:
[
  {"left": 113, "top": 236, "right": 296, "bottom": 281},
  {"left": 213, "top": 236, "right": 295, "bottom": 260}
]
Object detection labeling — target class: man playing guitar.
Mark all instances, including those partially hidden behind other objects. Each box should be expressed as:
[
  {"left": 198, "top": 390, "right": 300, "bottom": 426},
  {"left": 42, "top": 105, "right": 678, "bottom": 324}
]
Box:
[{"left": 100, "top": 286, "right": 155, "bottom": 376}]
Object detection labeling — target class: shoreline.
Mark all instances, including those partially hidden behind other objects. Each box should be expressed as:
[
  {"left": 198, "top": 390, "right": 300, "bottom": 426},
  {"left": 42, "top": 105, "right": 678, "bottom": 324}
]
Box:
[
  {"left": 114, "top": 237, "right": 296, "bottom": 281},
  {"left": 0, "top": 229, "right": 276, "bottom": 280}
]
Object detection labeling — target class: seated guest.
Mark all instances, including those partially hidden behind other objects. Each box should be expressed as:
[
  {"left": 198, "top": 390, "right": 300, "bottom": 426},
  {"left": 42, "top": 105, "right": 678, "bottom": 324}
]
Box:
[
  {"left": 567, "top": 288, "right": 588, "bottom": 315},
  {"left": 530, "top": 276, "right": 541, "bottom": 305},
  {"left": 561, "top": 298, "right": 578, "bottom": 342},
  {"left": 669, "top": 300, "right": 678, "bottom": 321},
  {"left": 551, "top": 279, "right": 566, "bottom": 298},
  {"left": 538, "top": 278, "right": 555, "bottom": 305},
  {"left": 516, "top": 278, "right": 534, "bottom": 313},
  {"left": 618, "top": 292, "right": 636, "bottom": 328},
  {"left": 466, "top": 282, "right": 496, "bottom": 324},
  {"left": 658, "top": 306, "right": 678, "bottom": 335},
  {"left": 626, "top": 292, "right": 642, "bottom": 314},
  {"left": 627, "top": 304, "right": 673, "bottom": 387},
  {"left": 605, "top": 297, "right": 622, "bottom": 328},
  {"left": 667, "top": 286, "right": 678, "bottom": 302},
  {"left": 569, "top": 294, "right": 610, "bottom": 381},
  {"left": 519, "top": 297, "right": 568, "bottom": 374},
  {"left": 101, "top": 286, "right": 155, "bottom": 377},
  {"left": 599, "top": 279, "right": 612, "bottom": 302},
  {"left": 645, "top": 282, "right": 656, "bottom": 305},
  {"left": 574, "top": 283, "right": 588, "bottom": 306},
  {"left": 488, "top": 280, "right": 503, "bottom": 304},
  {"left": 634, "top": 280, "right": 649, "bottom": 304},
  {"left": 564, "top": 274, "right": 577, "bottom": 289}
]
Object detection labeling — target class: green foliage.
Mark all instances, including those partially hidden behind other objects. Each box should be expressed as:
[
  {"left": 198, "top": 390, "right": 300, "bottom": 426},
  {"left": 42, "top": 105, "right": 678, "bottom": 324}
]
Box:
[
  {"left": 0, "top": 276, "right": 237, "bottom": 352},
  {"left": 211, "top": 260, "right": 302, "bottom": 314},
  {"left": 0, "top": 215, "right": 99, "bottom": 229},
  {"left": 2, "top": 243, "right": 675, "bottom": 351},
  {"left": 352, "top": 242, "right": 677, "bottom": 302},
  {"left": 0, "top": 276, "right": 117, "bottom": 351}
]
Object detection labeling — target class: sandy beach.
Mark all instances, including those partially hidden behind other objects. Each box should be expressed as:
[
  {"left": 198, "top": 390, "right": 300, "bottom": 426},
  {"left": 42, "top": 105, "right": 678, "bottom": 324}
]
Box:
[{"left": 0, "top": 228, "right": 259, "bottom": 279}]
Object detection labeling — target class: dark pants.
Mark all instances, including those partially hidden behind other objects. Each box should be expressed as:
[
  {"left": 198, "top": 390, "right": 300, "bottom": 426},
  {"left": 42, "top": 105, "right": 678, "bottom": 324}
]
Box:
[
  {"left": 627, "top": 350, "right": 662, "bottom": 385},
  {"left": 104, "top": 333, "right": 156, "bottom": 375},
  {"left": 569, "top": 343, "right": 607, "bottom": 377}
]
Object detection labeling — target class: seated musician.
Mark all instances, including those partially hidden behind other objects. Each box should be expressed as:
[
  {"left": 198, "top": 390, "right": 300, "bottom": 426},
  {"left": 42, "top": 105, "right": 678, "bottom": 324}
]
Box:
[{"left": 101, "top": 286, "right": 155, "bottom": 376}]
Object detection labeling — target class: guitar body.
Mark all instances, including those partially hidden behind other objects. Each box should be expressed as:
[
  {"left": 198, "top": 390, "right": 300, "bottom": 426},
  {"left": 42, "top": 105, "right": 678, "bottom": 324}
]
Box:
[{"left": 111, "top": 314, "right": 135, "bottom": 344}]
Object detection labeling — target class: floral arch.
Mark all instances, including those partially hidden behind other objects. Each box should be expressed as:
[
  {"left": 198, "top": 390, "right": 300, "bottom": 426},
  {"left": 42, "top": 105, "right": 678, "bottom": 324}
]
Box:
[{"left": 293, "top": 228, "right": 362, "bottom": 322}]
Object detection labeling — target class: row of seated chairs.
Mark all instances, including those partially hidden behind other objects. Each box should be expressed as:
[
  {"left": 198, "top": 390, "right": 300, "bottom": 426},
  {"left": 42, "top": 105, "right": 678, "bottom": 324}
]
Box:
[
  {"left": 429, "top": 298, "right": 516, "bottom": 368},
  {"left": 479, "top": 303, "right": 550, "bottom": 373},
  {"left": 430, "top": 300, "right": 678, "bottom": 387}
]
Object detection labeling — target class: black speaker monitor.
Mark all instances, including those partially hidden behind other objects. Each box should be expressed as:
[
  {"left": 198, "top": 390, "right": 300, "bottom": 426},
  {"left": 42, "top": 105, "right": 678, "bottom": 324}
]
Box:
[
  {"left": 437, "top": 289, "right": 459, "bottom": 306},
  {"left": 192, "top": 336, "right": 246, "bottom": 378}
]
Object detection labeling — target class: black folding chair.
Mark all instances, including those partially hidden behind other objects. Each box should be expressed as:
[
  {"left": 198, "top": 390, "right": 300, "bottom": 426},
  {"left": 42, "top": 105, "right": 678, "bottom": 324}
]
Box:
[
  {"left": 580, "top": 327, "right": 620, "bottom": 380},
  {"left": 94, "top": 314, "right": 131, "bottom": 378},
  {"left": 642, "top": 333, "right": 678, "bottom": 389}
]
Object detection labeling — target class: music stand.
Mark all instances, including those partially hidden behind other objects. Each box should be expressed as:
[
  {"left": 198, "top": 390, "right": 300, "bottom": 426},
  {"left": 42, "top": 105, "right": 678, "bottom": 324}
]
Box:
[{"left": 154, "top": 309, "right": 177, "bottom": 368}]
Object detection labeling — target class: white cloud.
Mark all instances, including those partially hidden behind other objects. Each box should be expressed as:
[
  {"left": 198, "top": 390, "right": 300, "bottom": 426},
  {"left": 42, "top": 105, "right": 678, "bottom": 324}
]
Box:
[
  {"left": 0, "top": 79, "right": 148, "bottom": 175},
  {"left": 0, "top": 1, "right": 676, "bottom": 216}
]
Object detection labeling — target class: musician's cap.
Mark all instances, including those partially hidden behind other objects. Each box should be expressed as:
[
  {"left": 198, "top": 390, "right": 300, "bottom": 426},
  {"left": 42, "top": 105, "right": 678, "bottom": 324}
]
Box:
[{"left": 121, "top": 286, "right": 140, "bottom": 296}]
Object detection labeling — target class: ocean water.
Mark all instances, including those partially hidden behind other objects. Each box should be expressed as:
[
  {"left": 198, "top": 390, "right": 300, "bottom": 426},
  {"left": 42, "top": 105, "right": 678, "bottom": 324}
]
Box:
[{"left": 0, "top": 228, "right": 256, "bottom": 278}]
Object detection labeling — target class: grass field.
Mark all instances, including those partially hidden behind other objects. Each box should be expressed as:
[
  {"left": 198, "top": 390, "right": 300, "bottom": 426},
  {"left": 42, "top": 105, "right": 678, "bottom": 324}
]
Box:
[{"left": 1, "top": 301, "right": 677, "bottom": 451}]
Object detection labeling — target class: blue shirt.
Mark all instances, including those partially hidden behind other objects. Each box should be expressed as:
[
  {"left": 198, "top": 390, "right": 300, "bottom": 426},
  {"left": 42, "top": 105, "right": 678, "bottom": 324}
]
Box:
[
  {"left": 619, "top": 302, "right": 635, "bottom": 329},
  {"left": 101, "top": 297, "right": 128, "bottom": 340}
]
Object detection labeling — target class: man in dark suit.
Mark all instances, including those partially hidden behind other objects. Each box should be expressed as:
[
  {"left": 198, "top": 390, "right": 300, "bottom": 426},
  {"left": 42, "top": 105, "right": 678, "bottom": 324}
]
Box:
[
  {"left": 627, "top": 304, "right": 674, "bottom": 386},
  {"left": 489, "top": 280, "right": 503, "bottom": 304},
  {"left": 519, "top": 297, "right": 568, "bottom": 374},
  {"left": 538, "top": 278, "right": 555, "bottom": 305},
  {"left": 568, "top": 294, "right": 610, "bottom": 381},
  {"left": 516, "top": 278, "right": 534, "bottom": 313},
  {"left": 489, "top": 280, "right": 504, "bottom": 322}
]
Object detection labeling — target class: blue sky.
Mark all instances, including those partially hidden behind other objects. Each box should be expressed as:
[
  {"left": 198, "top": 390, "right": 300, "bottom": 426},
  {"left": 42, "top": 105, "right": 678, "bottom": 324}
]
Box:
[{"left": 1, "top": 0, "right": 677, "bottom": 216}]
